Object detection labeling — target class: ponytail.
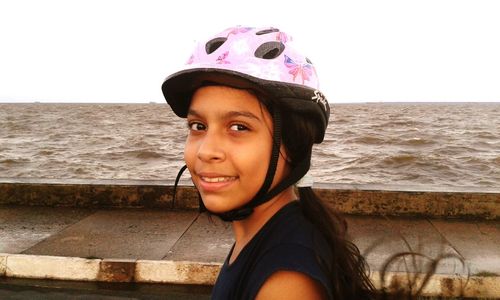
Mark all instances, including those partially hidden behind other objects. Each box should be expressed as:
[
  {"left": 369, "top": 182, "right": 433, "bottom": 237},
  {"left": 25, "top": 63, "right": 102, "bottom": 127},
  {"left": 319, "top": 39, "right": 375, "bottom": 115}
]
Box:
[
  {"left": 264, "top": 98, "right": 444, "bottom": 299},
  {"left": 269, "top": 103, "right": 372, "bottom": 297},
  {"left": 298, "top": 186, "right": 376, "bottom": 299}
]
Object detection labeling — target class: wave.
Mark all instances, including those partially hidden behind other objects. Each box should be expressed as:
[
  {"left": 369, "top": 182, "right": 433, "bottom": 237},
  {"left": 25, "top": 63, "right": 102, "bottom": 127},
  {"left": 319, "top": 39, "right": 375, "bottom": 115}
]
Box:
[
  {"left": 120, "top": 150, "right": 164, "bottom": 159},
  {"left": 381, "top": 154, "right": 419, "bottom": 167},
  {"left": 0, "top": 158, "right": 31, "bottom": 164},
  {"left": 148, "top": 120, "right": 172, "bottom": 126},
  {"left": 3, "top": 121, "right": 31, "bottom": 131},
  {"left": 474, "top": 132, "right": 497, "bottom": 140},
  {"left": 351, "top": 136, "right": 386, "bottom": 145},
  {"left": 37, "top": 150, "right": 55, "bottom": 156},
  {"left": 396, "top": 137, "right": 436, "bottom": 146},
  {"left": 376, "top": 120, "right": 427, "bottom": 128}
]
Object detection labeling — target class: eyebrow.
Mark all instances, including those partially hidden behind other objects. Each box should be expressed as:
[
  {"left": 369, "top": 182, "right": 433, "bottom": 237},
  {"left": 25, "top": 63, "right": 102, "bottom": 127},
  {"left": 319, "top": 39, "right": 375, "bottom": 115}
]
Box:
[{"left": 187, "top": 109, "right": 262, "bottom": 122}]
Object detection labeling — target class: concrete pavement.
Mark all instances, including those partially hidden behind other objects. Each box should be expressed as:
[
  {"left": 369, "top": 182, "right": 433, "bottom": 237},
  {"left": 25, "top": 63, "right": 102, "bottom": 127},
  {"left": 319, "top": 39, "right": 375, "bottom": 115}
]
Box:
[
  {"left": 1, "top": 206, "right": 499, "bottom": 298},
  {"left": 0, "top": 178, "right": 499, "bottom": 298}
]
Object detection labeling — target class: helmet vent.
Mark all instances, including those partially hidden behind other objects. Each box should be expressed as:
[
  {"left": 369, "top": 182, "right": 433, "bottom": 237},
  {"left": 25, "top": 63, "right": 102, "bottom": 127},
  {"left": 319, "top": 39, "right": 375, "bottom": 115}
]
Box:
[
  {"left": 205, "top": 37, "right": 227, "bottom": 54},
  {"left": 255, "top": 28, "right": 280, "bottom": 35},
  {"left": 255, "top": 41, "right": 285, "bottom": 59}
]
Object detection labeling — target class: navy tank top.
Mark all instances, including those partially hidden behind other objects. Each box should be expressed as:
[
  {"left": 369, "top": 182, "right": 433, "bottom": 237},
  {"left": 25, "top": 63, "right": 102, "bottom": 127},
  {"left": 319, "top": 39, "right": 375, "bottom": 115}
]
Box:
[{"left": 211, "top": 201, "right": 333, "bottom": 300}]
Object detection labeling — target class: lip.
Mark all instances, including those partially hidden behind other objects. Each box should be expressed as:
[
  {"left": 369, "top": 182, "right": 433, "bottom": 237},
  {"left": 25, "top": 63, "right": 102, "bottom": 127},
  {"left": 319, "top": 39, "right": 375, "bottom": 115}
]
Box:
[{"left": 195, "top": 172, "right": 238, "bottom": 193}]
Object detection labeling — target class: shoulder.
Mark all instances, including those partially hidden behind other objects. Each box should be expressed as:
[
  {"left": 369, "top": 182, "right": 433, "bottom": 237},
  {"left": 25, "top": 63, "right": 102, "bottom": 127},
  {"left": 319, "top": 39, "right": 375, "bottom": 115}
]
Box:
[
  {"left": 262, "top": 203, "right": 331, "bottom": 263},
  {"left": 247, "top": 243, "right": 332, "bottom": 299},
  {"left": 239, "top": 202, "right": 333, "bottom": 298},
  {"left": 262, "top": 201, "right": 317, "bottom": 246},
  {"left": 255, "top": 270, "right": 328, "bottom": 300}
]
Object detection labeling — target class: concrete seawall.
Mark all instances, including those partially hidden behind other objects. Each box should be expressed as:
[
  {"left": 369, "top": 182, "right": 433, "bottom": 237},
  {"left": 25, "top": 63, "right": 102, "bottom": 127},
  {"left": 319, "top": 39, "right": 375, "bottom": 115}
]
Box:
[{"left": 1, "top": 178, "right": 498, "bottom": 219}]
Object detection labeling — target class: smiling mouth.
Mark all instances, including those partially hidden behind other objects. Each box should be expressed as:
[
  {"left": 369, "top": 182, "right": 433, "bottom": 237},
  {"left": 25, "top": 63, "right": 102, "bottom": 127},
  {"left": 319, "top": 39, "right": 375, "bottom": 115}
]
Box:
[{"left": 200, "top": 176, "right": 237, "bottom": 183}]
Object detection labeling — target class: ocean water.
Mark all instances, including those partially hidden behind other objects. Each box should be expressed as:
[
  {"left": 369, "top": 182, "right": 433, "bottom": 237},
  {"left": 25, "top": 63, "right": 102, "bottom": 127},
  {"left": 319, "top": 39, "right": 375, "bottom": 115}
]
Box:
[{"left": 0, "top": 102, "right": 499, "bottom": 188}]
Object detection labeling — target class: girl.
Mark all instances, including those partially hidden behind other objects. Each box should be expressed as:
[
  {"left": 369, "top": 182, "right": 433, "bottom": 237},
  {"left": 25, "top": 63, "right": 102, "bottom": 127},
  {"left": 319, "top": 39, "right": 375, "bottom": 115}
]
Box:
[{"left": 162, "top": 26, "right": 374, "bottom": 299}]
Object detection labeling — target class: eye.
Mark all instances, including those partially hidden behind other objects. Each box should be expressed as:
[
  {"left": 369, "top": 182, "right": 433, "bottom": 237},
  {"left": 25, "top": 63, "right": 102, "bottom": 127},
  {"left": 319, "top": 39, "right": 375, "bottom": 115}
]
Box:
[
  {"left": 188, "top": 122, "right": 206, "bottom": 131},
  {"left": 230, "top": 124, "right": 248, "bottom": 131}
]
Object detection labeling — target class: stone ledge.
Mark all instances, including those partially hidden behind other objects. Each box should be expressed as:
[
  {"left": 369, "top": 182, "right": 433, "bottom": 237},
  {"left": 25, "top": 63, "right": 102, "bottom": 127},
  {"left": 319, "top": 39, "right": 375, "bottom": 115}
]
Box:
[
  {"left": 2, "top": 178, "right": 497, "bottom": 193},
  {"left": 315, "top": 187, "right": 499, "bottom": 220},
  {"left": 0, "top": 178, "right": 498, "bottom": 219},
  {"left": 135, "top": 260, "right": 221, "bottom": 285},
  {"left": 4, "top": 254, "right": 100, "bottom": 281},
  {"left": 0, "top": 254, "right": 498, "bottom": 298},
  {"left": 0, "top": 179, "right": 198, "bottom": 210},
  {"left": 370, "top": 271, "right": 500, "bottom": 298},
  {"left": 0, "top": 254, "right": 6, "bottom": 277}
]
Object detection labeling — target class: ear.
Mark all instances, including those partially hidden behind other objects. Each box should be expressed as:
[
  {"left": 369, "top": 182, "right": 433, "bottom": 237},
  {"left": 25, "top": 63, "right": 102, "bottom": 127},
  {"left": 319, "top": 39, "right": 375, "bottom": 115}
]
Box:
[{"left": 280, "top": 144, "right": 292, "bottom": 163}]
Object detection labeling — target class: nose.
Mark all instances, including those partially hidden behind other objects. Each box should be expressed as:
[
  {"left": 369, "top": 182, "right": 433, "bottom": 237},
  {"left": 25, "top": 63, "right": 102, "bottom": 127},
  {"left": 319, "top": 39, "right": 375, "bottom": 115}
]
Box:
[{"left": 197, "top": 130, "right": 225, "bottom": 162}]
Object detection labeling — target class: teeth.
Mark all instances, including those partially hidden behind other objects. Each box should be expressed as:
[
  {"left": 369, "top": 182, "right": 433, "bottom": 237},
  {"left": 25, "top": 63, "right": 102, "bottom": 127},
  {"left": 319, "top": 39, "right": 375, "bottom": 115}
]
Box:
[{"left": 201, "top": 176, "right": 235, "bottom": 183}]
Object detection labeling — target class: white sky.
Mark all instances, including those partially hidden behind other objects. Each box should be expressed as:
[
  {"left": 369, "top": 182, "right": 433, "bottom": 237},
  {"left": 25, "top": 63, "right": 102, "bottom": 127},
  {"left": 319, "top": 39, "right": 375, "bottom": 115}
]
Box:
[{"left": 1, "top": 0, "right": 499, "bottom": 103}]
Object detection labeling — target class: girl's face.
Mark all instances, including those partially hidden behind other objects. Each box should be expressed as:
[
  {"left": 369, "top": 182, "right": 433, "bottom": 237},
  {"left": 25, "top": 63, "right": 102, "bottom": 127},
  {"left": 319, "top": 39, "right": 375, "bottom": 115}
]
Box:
[{"left": 184, "top": 85, "right": 289, "bottom": 213}]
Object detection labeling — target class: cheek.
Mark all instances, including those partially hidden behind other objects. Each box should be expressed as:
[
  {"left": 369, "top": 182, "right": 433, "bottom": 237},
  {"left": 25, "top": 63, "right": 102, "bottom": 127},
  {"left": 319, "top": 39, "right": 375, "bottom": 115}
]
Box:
[{"left": 236, "top": 140, "right": 271, "bottom": 177}]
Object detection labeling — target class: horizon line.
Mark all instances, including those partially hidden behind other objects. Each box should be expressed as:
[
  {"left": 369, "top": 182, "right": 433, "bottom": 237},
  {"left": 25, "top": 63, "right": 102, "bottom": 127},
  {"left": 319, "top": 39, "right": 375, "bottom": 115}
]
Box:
[{"left": 1, "top": 100, "right": 499, "bottom": 104}]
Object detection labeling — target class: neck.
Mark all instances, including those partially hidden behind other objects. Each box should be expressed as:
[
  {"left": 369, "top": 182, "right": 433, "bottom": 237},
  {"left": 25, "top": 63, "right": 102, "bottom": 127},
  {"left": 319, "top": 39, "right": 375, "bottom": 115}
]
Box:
[{"left": 229, "top": 186, "right": 297, "bottom": 262}]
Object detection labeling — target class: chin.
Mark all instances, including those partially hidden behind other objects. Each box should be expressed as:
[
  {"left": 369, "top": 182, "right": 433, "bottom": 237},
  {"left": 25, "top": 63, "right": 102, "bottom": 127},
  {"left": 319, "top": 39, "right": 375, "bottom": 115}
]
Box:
[{"left": 200, "top": 195, "right": 242, "bottom": 214}]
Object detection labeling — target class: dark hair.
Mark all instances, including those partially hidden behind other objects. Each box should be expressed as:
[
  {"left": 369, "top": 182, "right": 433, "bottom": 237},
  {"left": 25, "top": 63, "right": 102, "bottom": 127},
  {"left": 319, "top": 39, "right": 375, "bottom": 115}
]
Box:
[
  {"left": 272, "top": 102, "right": 468, "bottom": 300},
  {"left": 277, "top": 104, "right": 376, "bottom": 299}
]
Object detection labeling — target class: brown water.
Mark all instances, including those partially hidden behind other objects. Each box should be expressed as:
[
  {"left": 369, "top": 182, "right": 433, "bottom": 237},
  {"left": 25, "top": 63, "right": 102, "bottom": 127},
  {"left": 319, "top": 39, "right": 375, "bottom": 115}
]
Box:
[{"left": 0, "top": 103, "right": 499, "bottom": 187}]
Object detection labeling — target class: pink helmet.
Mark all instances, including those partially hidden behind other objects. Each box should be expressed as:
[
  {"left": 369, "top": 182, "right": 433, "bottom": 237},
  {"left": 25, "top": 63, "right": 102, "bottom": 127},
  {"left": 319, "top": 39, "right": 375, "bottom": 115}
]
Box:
[{"left": 162, "top": 26, "right": 330, "bottom": 143}]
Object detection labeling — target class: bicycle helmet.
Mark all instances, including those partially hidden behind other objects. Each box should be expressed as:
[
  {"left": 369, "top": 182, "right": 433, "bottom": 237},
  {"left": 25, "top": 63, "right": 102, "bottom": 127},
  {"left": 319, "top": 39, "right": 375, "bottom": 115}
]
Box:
[{"left": 162, "top": 26, "right": 330, "bottom": 221}]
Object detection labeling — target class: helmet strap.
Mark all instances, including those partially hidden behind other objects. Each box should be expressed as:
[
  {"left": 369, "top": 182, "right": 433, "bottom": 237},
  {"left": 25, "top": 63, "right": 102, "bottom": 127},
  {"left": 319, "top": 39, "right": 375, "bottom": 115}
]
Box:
[
  {"left": 172, "top": 164, "right": 206, "bottom": 213},
  {"left": 216, "top": 109, "right": 312, "bottom": 222},
  {"left": 216, "top": 109, "right": 282, "bottom": 221},
  {"left": 216, "top": 153, "right": 311, "bottom": 222}
]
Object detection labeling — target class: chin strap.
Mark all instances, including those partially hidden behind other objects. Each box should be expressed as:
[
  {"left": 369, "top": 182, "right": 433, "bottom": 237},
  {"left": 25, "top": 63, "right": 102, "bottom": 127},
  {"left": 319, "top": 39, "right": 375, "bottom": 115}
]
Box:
[
  {"left": 215, "top": 110, "right": 312, "bottom": 222},
  {"left": 172, "top": 155, "right": 310, "bottom": 221},
  {"left": 216, "top": 155, "right": 311, "bottom": 221},
  {"left": 172, "top": 164, "right": 206, "bottom": 212},
  {"left": 172, "top": 165, "right": 187, "bottom": 209},
  {"left": 216, "top": 108, "right": 282, "bottom": 221}
]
